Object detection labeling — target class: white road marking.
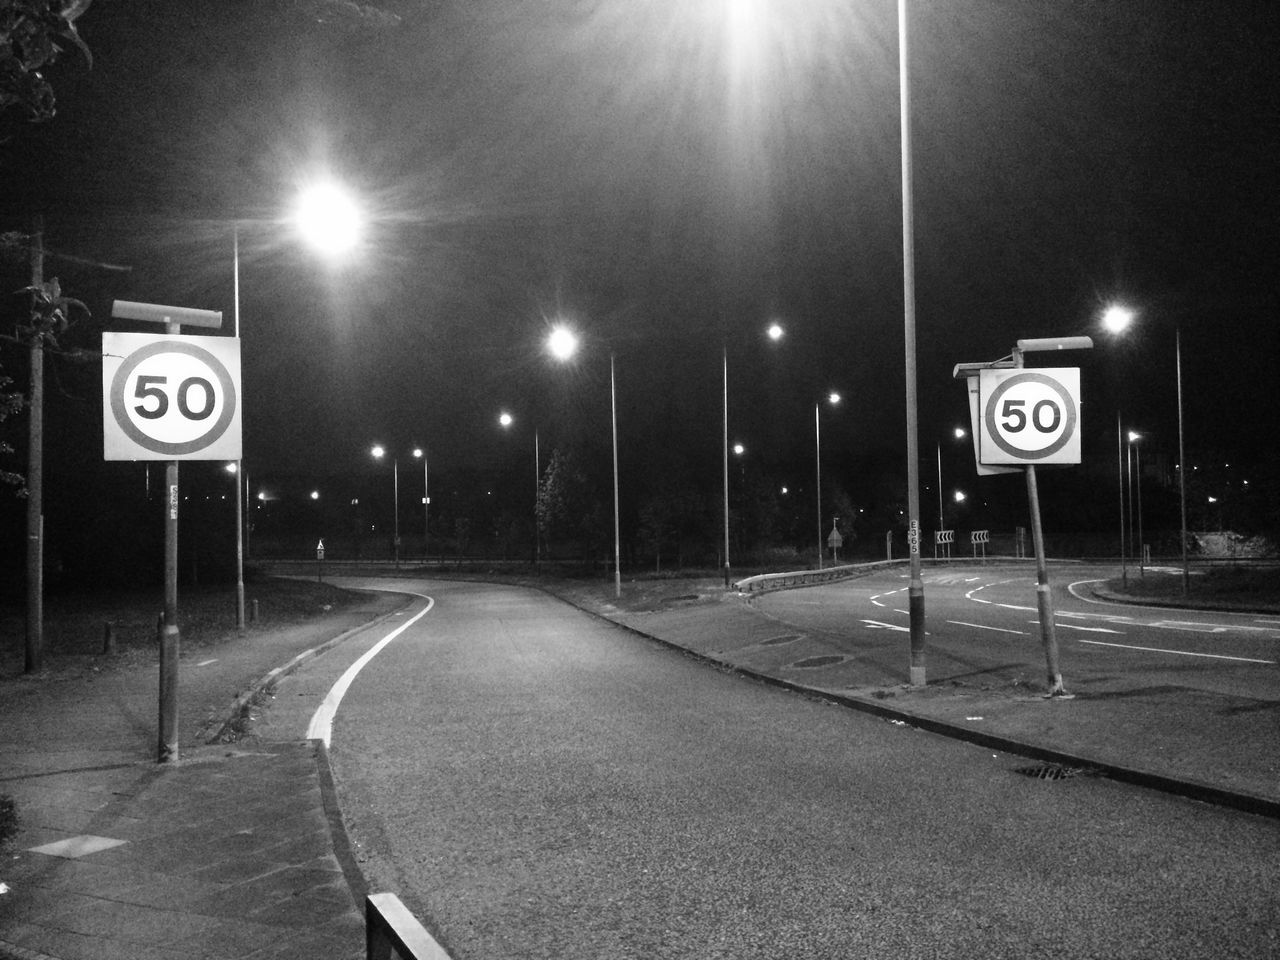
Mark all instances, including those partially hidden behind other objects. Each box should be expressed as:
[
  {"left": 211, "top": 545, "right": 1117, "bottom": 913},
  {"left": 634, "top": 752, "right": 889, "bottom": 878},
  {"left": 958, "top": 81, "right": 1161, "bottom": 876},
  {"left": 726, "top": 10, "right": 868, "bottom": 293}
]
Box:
[
  {"left": 1077, "top": 638, "right": 1275, "bottom": 664},
  {"left": 196, "top": 658, "right": 218, "bottom": 667},
  {"left": 946, "top": 620, "right": 1028, "bottom": 636},
  {"left": 307, "top": 593, "right": 435, "bottom": 747},
  {"left": 1032, "top": 621, "right": 1124, "bottom": 634},
  {"left": 862, "top": 620, "right": 909, "bottom": 632}
]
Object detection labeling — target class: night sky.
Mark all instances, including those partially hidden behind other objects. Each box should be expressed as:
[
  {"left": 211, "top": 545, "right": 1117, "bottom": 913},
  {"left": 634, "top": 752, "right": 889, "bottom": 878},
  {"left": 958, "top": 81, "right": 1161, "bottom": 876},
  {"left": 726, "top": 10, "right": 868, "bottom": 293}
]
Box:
[{"left": 2, "top": 0, "right": 1277, "bottom": 558}]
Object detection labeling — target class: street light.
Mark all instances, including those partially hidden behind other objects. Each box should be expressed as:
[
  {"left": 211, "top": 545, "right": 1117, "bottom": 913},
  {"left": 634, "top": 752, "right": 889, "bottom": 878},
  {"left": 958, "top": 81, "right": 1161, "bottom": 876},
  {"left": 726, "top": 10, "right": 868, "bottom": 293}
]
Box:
[
  {"left": 899, "top": 0, "right": 926, "bottom": 686},
  {"left": 936, "top": 426, "right": 966, "bottom": 533},
  {"left": 815, "top": 391, "right": 841, "bottom": 569},
  {"left": 547, "top": 324, "right": 620, "bottom": 597},
  {"left": 723, "top": 323, "right": 785, "bottom": 588},
  {"left": 293, "top": 180, "right": 362, "bottom": 259},
  {"left": 370, "top": 444, "right": 400, "bottom": 566},
  {"left": 1128, "top": 430, "right": 1144, "bottom": 575},
  {"left": 497, "top": 413, "right": 540, "bottom": 564},
  {"left": 1102, "top": 302, "right": 1189, "bottom": 596},
  {"left": 413, "top": 447, "right": 428, "bottom": 560}
]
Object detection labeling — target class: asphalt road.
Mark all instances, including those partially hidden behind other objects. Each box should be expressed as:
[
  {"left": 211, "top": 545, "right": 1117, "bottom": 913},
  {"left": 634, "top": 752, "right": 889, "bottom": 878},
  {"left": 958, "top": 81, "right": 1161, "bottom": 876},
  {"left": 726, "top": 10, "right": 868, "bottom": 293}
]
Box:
[
  {"left": 756, "top": 563, "right": 1280, "bottom": 700},
  {"left": 304, "top": 575, "right": 1279, "bottom": 960}
]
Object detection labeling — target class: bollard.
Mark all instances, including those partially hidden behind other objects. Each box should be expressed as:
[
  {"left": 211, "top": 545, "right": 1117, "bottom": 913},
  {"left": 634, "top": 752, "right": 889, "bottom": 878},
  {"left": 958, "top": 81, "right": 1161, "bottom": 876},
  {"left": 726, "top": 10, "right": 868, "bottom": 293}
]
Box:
[
  {"left": 250, "top": 598, "right": 259, "bottom": 623},
  {"left": 103, "top": 621, "right": 116, "bottom": 655}
]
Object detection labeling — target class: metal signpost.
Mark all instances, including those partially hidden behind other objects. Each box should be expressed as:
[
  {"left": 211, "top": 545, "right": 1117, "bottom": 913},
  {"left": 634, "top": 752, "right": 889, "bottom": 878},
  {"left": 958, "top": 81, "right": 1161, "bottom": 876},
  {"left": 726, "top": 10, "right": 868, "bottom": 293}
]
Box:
[
  {"left": 954, "top": 337, "right": 1091, "bottom": 698},
  {"left": 104, "top": 302, "right": 238, "bottom": 762}
]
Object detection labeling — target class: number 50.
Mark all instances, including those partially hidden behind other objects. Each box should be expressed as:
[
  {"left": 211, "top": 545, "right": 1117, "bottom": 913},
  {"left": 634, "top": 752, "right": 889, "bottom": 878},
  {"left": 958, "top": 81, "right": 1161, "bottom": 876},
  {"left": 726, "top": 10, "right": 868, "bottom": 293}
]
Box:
[
  {"left": 134, "top": 375, "right": 216, "bottom": 421},
  {"left": 1000, "top": 398, "right": 1061, "bottom": 434}
]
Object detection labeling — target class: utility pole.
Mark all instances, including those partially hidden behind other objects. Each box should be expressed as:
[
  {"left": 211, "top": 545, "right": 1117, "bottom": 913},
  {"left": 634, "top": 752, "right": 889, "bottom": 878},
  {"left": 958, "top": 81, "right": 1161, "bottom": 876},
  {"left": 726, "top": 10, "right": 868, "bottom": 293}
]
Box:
[{"left": 25, "top": 216, "right": 44, "bottom": 674}]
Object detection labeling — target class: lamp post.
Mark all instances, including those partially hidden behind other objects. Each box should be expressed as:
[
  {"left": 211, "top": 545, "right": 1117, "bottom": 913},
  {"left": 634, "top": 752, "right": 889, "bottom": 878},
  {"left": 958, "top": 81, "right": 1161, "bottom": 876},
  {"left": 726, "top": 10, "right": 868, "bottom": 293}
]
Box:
[
  {"left": 723, "top": 324, "right": 786, "bottom": 588},
  {"left": 413, "top": 447, "right": 427, "bottom": 560},
  {"left": 1128, "top": 430, "right": 1144, "bottom": 575},
  {"left": 1102, "top": 303, "right": 1189, "bottom": 596},
  {"left": 936, "top": 426, "right": 966, "bottom": 533},
  {"left": 547, "top": 324, "right": 620, "bottom": 597},
  {"left": 815, "top": 392, "right": 841, "bottom": 569},
  {"left": 899, "top": 0, "right": 926, "bottom": 686},
  {"left": 498, "top": 412, "right": 540, "bottom": 564},
  {"left": 370, "top": 444, "right": 400, "bottom": 566}
]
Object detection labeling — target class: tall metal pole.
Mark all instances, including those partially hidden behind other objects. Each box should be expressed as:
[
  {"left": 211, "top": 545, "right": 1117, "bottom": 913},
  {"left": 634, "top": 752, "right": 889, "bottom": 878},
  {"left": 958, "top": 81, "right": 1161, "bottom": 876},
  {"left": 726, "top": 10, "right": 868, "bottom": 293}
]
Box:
[
  {"left": 160, "top": 318, "right": 181, "bottom": 762},
  {"left": 936, "top": 443, "right": 944, "bottom": 532},
  {"left": 393, "top": 457, "right": 400, "bottom": 567},
  {"left": 610, "top": 353, "right": 621, "bottom": 598},
  {"left": 899, "top": 0, "right": 926, "bottom": 686},
  {"left": 25, "top": 216, "right": 44, "bottom": 674},
  {"left": 722, "top": 346, "right": 730, "bottom": 589},
  {"left": 1135, "top": 441, "right": 1144, "bottom": 575},
  {"left": 533, "top": 430, "right": 540, "bottom": 565},
  {"left": 232, "top": 226, "right": 246, "bottom": 630},
  {"left": 1117, "top": 412, "right": 1127, "bottom": 589},
  {"left": 1126, "top": 439, "right": 1134, "bottom": 570},
  {"left": 423, "top": 451, "right": 429, "bottom": 560},
  {"left": 1176, "top": 326, "right": 1189, "bottom": 597},
  {"left": 815, "top": 403, "right": 823, "bottom": 570}
]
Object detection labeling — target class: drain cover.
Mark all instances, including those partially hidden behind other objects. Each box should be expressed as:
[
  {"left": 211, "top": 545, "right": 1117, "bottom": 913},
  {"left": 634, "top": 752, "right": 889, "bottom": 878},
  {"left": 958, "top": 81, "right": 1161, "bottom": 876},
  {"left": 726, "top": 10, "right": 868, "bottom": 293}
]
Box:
[
  {"left": 761, "top": 634, "right": 801, "bottom": 646},
  {"left": 791, "top": 655, "right": 845, "bottom": 669},
  {"left": 1015, "top": 763, "right": 1090, "bottom": 781}
]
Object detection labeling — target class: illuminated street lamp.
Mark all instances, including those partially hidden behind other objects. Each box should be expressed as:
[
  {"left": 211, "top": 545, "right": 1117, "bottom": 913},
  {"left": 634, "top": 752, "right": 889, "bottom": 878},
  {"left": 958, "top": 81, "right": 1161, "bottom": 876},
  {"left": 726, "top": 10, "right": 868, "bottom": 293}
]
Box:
[
  {"left": 723, "top": 324, "right": 785, "bottom": 588},
  {"left": 370, "top": 444, "right": 400, "bottom": 566},
  {"left": 815, "top": 392, "right": 841, "bottom": 569},
  {"left": 1128, "top": 430, "right": 1144, "bottom": 575},
  {"left": 1102, "top": 303, "right": 1188, "bottom": 596},
  {"left": 413, "top": 447, "right": 428, "bottom": 560},
  {"left": 936, "top": 426, "right": 966, "bottom": 532},
  {"left": 547, "top": 324, "right": 620, "bottom": 597},
  {"left": 293, "top": 179, "right": 362, "bottom": 259},
  {"left": 497, "top": 413, "right": 539, "bottom": 563}
]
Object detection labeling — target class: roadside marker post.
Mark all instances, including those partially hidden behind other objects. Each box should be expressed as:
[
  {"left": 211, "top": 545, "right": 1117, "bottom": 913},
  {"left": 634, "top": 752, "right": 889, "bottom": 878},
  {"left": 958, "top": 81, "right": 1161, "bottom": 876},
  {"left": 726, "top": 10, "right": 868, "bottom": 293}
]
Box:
[{"left": 105, "top": 301, "right": 234, "bottom": 763}]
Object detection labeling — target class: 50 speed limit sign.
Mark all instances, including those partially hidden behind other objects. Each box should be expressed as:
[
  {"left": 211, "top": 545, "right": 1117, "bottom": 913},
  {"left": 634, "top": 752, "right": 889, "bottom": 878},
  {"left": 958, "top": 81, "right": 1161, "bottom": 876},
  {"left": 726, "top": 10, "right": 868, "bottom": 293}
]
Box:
[
  {"left": 978, "top": 367, "right": 1081, "bottom": 465},
  {"left": 102, "top": 332, "right": 242, "bottom": 461}
]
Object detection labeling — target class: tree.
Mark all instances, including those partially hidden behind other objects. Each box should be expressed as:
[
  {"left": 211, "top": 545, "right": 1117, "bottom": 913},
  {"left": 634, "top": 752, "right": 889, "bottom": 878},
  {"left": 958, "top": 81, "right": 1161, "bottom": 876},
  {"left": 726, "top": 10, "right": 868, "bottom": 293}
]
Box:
[{"left": 0, "top": 0, "right": 93, "bottom": 138}]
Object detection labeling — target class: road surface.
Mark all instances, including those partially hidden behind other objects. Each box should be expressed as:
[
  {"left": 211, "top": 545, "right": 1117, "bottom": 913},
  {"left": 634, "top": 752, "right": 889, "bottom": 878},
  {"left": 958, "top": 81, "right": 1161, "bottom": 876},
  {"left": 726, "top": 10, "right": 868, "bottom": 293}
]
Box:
[{"left": 282, "top": 575, "right": 1280, "bottom": 960}]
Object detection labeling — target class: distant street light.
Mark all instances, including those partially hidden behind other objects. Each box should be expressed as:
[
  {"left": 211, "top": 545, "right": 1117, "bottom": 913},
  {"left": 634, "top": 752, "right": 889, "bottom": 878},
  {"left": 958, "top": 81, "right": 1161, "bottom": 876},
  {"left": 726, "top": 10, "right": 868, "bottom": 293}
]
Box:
[
  {"left": 498, "top": 413, "right": 540, "bottom": 564},
  {"left": 1128, "top": 430, "right": 1144, "bottom": 575},
  {"left": 936, "top": 427, "right": 966, "bottom": 533},
  {"left": 1102, "top": 303, "right": 1188, "bottom": 596},
  {"left": 413, "top": 447, "right": 429, "bottom": 560},
  {"left": 723, "top": 324, "right": 784, "bottom": 588},
  {"left": 370, "top": 444, "right": 400, "bottom": 567},
  {"left": 547, "top": 324, "right": 620, "bottom": 597},
  {"left": 815, "top": 391, "right": 841, "bottom": 569}
]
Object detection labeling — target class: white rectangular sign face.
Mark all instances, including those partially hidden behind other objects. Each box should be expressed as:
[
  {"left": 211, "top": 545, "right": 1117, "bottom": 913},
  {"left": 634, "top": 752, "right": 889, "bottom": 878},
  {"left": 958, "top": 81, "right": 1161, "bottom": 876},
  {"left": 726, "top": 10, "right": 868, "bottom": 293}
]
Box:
[
  {"left": 978, "top": 367, "right": 1081, "bottom": 465},
  {"left": 103, "top": 332, "right": 242, "bottom": 461}
]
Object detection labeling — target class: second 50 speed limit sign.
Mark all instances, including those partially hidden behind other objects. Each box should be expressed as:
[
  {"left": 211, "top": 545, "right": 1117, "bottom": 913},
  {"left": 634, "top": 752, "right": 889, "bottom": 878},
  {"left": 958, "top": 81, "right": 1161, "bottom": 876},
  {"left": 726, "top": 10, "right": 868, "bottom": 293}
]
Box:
[
  {"left": 978, "top": 367, "right": 1081, "bottom": 465},
  {"left": 103, "top": 332, "right": 242, "bottom": 461}
]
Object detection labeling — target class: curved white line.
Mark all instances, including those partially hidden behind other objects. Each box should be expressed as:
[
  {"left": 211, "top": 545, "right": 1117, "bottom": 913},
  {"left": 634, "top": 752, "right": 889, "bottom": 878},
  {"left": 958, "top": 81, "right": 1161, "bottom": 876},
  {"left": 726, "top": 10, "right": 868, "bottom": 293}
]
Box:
[{"left": 307, "top": 593, "right": 435, "bottom": 747}]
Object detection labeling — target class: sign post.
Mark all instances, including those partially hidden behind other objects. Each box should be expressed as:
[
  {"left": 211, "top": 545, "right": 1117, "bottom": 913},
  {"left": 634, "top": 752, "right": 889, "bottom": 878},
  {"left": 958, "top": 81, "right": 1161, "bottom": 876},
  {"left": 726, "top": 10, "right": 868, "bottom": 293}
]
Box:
[
  {"left": 104, "top": 302, "right": 234, "bottom": 762},
  {"left": 954, "top": 337, "right": 1091, "bottom": 698}
]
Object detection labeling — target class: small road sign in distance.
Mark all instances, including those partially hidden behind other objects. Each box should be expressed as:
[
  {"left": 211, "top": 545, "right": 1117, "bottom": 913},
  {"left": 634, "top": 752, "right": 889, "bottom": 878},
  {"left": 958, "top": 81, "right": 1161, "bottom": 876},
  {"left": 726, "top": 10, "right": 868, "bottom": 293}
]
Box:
[
  {"left": 979, "top": 367, "right": 1081, "bottom": 465},
  {"left": 103, "top": 332, "right": 242, "bottom": 461}
]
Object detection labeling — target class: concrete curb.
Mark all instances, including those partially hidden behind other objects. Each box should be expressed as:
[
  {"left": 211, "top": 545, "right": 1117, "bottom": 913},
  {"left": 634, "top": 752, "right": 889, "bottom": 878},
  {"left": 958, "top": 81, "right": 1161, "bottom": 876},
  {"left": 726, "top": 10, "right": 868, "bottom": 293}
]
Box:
[
  {"left": 206, "top": 592, "right": 416, "bottom": 745},
  {"left": 549, "top": 590, "right": 1280, "bottom": 822}
]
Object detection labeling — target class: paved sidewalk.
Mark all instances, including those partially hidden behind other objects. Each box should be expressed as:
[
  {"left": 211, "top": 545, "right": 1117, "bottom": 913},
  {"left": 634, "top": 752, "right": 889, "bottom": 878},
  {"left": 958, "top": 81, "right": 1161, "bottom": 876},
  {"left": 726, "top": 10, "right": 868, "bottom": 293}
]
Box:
[{"left": 0, "top": 590, "right": 410, "bottom": 960}]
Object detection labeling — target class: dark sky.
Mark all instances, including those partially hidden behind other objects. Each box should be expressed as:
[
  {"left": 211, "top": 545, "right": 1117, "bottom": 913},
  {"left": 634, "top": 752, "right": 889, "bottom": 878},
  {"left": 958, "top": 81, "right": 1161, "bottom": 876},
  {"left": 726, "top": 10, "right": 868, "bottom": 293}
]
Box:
[{"left": 3, "top": 0, "right": 1277, "bottom": 503}]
